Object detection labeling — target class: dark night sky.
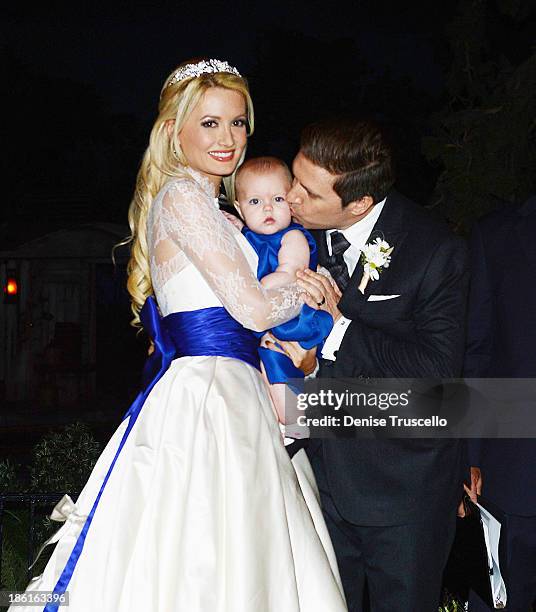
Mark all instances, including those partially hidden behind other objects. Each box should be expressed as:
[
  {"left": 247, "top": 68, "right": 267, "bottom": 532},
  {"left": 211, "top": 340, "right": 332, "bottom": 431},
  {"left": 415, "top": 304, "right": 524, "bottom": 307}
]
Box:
[
  {"left": 3, "top": 0, "right": 534, "bottom": 245},
  {"left": 4, "top": 0, "right": 455, "bottom": 119}
]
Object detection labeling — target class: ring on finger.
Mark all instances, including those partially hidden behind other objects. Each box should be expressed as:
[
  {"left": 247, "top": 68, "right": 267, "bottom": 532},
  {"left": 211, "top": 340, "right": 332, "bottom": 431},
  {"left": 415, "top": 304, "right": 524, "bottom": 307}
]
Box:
[{"left": 317, "top": 296, "right": 326, "bottom": 306}]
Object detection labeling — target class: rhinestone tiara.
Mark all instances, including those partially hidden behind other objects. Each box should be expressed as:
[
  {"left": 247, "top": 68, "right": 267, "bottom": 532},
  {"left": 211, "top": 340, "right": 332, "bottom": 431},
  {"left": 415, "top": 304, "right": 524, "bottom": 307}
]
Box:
[{"left": 166, "top": 59, "right": 241, "bottom": 88}]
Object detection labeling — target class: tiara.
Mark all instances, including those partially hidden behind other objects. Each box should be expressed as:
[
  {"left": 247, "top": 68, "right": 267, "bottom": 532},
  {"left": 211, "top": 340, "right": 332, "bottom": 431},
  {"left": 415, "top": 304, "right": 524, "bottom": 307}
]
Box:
[{"left": 166, "top": 59, "right": 241, "bottom": 88}]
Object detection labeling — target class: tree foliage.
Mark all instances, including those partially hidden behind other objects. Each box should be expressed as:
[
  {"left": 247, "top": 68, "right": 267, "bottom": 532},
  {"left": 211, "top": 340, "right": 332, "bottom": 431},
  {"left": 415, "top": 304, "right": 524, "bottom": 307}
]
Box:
[{"left": 422, "top": 0, "right": 536, "bottom": 232}]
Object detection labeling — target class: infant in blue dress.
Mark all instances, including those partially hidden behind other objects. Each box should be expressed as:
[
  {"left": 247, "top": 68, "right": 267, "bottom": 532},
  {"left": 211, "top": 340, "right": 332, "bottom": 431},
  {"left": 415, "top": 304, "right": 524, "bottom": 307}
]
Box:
[{"left": 233, "top": 157, "right": 333, "bottom": 437}]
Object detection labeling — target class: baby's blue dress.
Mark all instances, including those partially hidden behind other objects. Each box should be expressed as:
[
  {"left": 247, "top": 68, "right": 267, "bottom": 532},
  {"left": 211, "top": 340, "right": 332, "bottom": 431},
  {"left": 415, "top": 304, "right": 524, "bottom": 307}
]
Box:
[{"left": 242, "top": 222, "right": 334, "bottom": 387}]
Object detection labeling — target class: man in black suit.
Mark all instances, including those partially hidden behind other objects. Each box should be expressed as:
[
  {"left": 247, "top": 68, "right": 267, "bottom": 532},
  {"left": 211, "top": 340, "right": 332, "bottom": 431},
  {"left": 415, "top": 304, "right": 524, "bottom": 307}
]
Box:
[
  {"left": 464, "top": 197, "right": 536, "bottom": 612},
  {"left": 281, "top": 119, "right": 471, "bottom": 611}
]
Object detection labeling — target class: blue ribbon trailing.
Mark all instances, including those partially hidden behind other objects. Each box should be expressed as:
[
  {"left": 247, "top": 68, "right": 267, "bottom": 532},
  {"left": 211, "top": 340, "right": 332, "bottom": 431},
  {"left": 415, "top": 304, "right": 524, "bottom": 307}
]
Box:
[{"left": 43, "top": 298, "right": 259, "bottom": 611}]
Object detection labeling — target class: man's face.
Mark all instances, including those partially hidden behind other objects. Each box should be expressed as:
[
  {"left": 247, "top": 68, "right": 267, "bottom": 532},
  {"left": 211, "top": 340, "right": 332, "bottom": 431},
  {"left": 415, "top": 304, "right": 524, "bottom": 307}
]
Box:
[{"left": 287, "top": 152, "right": 357, "bottom": 230}]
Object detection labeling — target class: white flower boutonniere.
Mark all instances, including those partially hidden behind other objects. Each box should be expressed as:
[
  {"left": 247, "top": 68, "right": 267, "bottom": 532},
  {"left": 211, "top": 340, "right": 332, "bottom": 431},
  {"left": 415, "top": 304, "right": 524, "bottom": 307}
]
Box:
[{"left": 358, "top": 237, "right": 394, "bottom": 294}]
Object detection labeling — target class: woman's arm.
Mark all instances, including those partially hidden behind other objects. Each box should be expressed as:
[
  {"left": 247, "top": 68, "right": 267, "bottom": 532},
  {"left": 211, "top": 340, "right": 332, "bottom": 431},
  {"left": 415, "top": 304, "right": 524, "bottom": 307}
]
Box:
[{"left": 158, "top": 179, "right": 304, "bottom": 332}]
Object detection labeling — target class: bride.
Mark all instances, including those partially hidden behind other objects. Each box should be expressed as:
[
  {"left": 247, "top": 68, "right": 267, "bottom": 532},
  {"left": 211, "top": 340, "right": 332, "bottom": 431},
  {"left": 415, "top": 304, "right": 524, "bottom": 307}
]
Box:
[{"left": 12, "top": 58, "right": 347, "bottom": 612}]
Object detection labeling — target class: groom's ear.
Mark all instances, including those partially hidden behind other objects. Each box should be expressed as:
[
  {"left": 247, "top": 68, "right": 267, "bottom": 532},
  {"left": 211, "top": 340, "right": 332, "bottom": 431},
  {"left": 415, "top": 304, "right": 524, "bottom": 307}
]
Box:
[{"left": 348, "top": 195, "right": 374, "bottom": 218}]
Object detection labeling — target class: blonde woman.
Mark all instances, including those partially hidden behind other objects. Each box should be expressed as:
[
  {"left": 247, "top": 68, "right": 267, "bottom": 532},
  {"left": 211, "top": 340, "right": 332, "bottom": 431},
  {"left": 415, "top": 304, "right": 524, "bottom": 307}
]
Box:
[{"left": 12, "top": 59, "right": 346, "bottom": 612}]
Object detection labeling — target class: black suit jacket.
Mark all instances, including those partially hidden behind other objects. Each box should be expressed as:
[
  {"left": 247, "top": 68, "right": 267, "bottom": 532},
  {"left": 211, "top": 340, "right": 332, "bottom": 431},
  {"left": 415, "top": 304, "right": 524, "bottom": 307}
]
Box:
[
  {"left": 464, "top": 196, "right": 536, "bottom": 516},
  {"left": 309, "top": 190, "right": 469, "bottom": 526}
]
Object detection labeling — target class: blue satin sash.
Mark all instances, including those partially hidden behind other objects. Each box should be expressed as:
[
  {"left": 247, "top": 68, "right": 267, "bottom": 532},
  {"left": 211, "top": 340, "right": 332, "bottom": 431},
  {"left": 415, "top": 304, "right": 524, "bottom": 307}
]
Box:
[
  {"left": 44, "top": 297, "right": 259, "bottom": 611},
  {"left": 242, "top": 223, "right": 333, "bottom": 386},
  {"left": 139, "top": 300, "right": 260, "bottom": 390}
]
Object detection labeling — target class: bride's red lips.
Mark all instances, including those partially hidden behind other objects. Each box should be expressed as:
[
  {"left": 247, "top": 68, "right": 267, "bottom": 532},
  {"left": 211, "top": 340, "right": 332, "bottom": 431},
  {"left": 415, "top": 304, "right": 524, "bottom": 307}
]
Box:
[{"left": 208, "top": 150, "right": 235, "bottom": 162}]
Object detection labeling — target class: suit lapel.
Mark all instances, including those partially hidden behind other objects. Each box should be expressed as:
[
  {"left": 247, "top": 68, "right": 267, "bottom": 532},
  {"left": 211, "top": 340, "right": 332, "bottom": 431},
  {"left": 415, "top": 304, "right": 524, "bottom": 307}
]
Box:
[
  {"left": 514, "top": 197, "right": 536, "bottom": 272},
  {"left": 339, "top": 192, "right": 408, "bottom": 310}
]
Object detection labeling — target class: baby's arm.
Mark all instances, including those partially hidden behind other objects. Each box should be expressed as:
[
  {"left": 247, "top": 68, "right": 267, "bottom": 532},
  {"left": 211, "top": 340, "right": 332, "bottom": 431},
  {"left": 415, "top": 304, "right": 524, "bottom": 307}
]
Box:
[{"left": 260, "top": 230, "right": 310, "bottom": 289}]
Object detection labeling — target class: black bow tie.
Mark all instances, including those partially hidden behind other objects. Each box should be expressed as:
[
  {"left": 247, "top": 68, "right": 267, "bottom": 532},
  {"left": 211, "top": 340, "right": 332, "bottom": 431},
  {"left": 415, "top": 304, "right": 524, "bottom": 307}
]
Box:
[{"left": 324, "top": 231, "right": 351, "bottom": 292}]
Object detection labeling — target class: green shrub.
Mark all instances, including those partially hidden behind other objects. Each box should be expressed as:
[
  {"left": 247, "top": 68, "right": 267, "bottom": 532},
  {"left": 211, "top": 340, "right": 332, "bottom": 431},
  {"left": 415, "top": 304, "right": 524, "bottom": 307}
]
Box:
[
  {"left": 29, "top": 422, "right": 101, "bottom": 494},
  {"left": 1, "top": 422, "right": 101, "bottom": 600},
  {"left": 0, "top": 459, "right": 21, "bottom": 493}
]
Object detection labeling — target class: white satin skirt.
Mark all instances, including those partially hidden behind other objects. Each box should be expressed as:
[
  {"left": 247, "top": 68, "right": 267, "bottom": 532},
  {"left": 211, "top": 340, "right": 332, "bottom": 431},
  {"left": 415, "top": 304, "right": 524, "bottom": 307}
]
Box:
[{"left": 14, "top": 356, "right": 346, "bottom": 611}]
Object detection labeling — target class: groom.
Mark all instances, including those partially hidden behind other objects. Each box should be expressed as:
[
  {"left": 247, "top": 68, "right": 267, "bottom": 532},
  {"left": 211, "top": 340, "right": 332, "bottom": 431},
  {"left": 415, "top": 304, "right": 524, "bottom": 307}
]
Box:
[{"left": 283, "top": 119, "right": 470, "bottom": 611}]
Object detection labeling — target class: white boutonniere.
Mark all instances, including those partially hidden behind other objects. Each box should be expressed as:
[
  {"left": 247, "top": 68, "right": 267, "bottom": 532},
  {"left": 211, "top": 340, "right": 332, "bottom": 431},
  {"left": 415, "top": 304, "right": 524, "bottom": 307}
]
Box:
[{"left": 358, "top": 237, "right": 394, "bottom": 294}]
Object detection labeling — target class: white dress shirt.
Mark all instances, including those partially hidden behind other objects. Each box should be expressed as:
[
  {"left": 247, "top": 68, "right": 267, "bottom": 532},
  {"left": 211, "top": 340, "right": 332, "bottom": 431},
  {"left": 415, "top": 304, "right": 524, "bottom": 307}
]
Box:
[{"left": 320, "top": 198, "right": 386, "bottom": 361}]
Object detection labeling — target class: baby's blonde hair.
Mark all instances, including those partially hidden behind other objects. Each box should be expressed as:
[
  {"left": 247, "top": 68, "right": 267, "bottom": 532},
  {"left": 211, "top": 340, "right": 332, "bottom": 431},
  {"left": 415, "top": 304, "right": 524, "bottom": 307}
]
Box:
[
  {"left": 234, "top": 156, "right": 292, "bottom": 201},
  {"left": 124, "top": 59, "right": 254, "bottom": 327}
]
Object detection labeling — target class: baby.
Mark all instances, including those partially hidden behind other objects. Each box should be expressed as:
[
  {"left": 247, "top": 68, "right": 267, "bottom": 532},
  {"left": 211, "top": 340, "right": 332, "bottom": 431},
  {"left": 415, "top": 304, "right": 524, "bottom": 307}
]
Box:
[{"left": 233, "top": 157, "right": 333, "bottom": 438}]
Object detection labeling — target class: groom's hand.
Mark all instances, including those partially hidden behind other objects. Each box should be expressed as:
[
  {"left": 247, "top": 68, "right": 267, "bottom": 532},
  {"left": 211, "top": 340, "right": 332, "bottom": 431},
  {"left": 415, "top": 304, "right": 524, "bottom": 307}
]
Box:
[
  {"left": 296, "top": 268, "right": 342, "bottom": 321},
  {"left": 457, "top": 467, "right": 483, "bottom": 517},
  {"left": 465, "top": 466, "right": 483, "bottom": 502}
]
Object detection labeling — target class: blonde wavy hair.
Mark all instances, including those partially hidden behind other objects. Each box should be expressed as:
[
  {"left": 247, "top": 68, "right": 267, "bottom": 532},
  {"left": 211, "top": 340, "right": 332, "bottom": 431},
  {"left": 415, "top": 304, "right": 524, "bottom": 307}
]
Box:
[{"left": 124, "top": 59, "right": 254, "bottom": 328}]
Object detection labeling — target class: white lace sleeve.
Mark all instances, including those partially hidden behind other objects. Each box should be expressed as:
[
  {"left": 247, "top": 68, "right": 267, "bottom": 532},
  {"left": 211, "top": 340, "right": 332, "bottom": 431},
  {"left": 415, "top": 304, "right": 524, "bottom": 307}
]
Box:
[{"left": 150, "top": 178, "right": 303, "bottom": 332}]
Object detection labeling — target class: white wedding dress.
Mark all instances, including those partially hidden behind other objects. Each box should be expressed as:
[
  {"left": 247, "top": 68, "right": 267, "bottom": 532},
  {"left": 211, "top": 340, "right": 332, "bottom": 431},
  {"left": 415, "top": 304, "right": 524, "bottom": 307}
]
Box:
[{"left": 12, "top": 170, "right": 346, "bottom": 612}]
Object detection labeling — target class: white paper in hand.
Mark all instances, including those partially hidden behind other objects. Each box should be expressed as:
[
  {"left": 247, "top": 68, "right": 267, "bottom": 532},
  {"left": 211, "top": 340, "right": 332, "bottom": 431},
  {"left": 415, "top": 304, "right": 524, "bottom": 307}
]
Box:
[{"left": 476, "top": 501, "right": 507, "bottom": 609}]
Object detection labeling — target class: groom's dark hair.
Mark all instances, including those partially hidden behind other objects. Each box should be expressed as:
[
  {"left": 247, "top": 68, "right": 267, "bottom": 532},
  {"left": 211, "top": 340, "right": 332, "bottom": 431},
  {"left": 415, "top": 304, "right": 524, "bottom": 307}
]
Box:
[{"left": 300, "top": 118, "right": 394, "bottom": 207}]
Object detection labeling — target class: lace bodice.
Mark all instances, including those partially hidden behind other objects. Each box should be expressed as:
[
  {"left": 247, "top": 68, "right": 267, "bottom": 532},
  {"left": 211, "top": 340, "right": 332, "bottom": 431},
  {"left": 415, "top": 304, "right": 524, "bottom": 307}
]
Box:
[{"left": 148, "top": 170, "right": 304, "bottom": 332}]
